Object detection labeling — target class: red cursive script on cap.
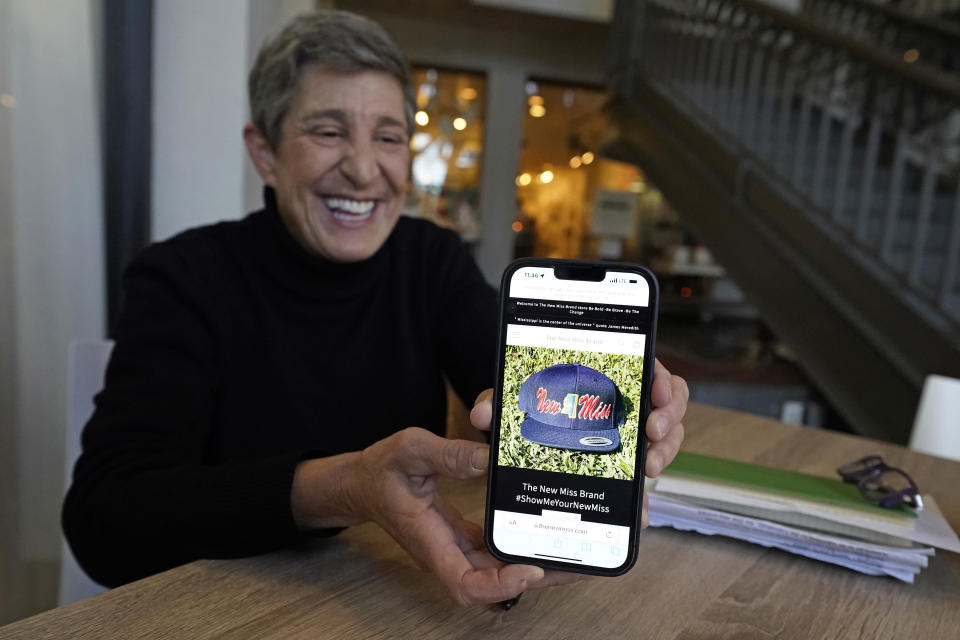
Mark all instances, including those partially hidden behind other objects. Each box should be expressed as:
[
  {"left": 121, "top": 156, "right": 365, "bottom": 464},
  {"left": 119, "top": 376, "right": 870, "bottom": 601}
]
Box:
[
  {"left": 536, "top": 387, "right": 563, "bottom": 414},
  {"left": 577, "top": 393, "right": 612, "bottom": 420},
  {"left": 536, "top": 387, "right": 612, "bottom": 421}
]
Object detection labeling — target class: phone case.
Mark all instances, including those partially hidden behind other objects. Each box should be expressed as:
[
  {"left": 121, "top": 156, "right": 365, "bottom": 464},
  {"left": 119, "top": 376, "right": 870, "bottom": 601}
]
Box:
[{"left": 483, "top": 258, "right": 659, "bottom": 576}]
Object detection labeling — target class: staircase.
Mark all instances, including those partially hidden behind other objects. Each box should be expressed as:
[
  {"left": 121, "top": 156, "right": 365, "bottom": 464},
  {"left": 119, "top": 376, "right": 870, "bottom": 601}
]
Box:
[
  {"left": 801, "top": 0, "right": 960, "bottom": 73},
  {"left": 899, "top": 0, "right": 960, "bottom": 18},
  {"left": 606, "top": 0, "right": 960, "bottom": 442}
]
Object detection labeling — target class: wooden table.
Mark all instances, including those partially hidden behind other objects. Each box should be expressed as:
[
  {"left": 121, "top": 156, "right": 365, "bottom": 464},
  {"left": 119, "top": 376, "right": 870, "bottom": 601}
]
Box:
[{"left": 3, "top": 403, "right": 959, "bottom": 639}]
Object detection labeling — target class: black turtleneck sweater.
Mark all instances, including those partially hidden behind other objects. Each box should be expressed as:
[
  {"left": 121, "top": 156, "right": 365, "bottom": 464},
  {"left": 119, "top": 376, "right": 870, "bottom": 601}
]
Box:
[{"left": 62, "top": 192, "right": 498, "bottom": 587}]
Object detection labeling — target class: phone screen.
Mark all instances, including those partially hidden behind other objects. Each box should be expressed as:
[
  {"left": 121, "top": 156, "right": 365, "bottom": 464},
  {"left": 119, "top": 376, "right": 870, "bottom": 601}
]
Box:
[{"left": 484, "top": 260, "right": 657, "bottom": 575}]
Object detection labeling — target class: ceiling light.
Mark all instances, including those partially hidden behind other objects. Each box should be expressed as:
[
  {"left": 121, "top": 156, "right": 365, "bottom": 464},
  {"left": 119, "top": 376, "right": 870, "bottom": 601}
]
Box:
[
  {"left": 410, "top": 132, "right": 432, "bottom": 151},
  {"left": 539, "top": 170, "right": 554, "bottom": 184},
  {"left": 415, "top": 110, "right": 429, "bottom": 126},
  {"left": 453, "top": 117, "right": 467, "bottom": 130}
]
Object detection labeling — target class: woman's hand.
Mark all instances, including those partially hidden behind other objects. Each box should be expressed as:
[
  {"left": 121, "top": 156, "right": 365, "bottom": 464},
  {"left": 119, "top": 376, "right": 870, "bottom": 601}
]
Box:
[
  {"left": 292, "top": 427, "right": 583, "bottom": 606},
  {"left": 469, "top": 357, "right": 689, "bottom": 528}
]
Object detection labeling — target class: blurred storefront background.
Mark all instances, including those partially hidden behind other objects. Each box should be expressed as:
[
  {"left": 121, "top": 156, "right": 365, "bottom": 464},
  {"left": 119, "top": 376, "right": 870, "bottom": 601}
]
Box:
[
  {"left": 402, "top": 56, "right": 839, "bottom": 430},
  {"left": 7, "top": 0, "right": 960, "bottom": 624}
]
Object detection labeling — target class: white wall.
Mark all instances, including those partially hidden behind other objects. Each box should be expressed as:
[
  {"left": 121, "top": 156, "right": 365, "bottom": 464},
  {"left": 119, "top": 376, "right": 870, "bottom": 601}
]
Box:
[
  {"left": 0, "top": 0, "right": 310, "bottom": 623},
  {"left": 0, "top": 0, "right": 20, "bottom": 623},
  {"left": 244, "top": 0, "right": 316, "bottom": 214},
  {"left": 151, "top": 0, "right": 250, "bottom": 242},
  {"left": 152, "top": 0, "right": 314, "bottom": 242},
  {"left": 0, "top": 0, "right": 106, "bottom": 623}
]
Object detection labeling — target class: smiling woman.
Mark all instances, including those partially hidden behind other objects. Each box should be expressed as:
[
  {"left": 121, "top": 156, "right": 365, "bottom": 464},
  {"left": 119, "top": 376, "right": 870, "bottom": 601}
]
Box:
[
  {"left": 61, "top": 9, "right": 527, "bottom": 604},
  {"left": 244, "top": 67, "right": 411, "bottom": 262},
  {"left": 58, "top": 7, "right": 687, "bottom": 610}
]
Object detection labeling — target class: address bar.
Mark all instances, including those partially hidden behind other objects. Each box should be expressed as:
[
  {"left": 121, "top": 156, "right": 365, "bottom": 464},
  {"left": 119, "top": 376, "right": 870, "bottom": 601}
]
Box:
[{"left": 509, "top": 279, "right": 649, "bottom": 306}]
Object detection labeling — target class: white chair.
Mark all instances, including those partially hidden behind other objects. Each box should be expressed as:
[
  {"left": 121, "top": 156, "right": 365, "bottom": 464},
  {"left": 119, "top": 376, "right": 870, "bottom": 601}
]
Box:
[
  {"left": 908, "top": 374, "right": 960, "bottom": 463},
  {"left": 58, "top": 339, "right": 114, "bottom": 606}
]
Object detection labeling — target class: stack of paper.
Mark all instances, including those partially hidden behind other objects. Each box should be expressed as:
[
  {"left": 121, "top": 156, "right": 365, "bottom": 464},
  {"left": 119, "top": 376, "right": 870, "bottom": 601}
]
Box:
[{"left": 648, "top": 452, "right": 960, "bottom": 583}]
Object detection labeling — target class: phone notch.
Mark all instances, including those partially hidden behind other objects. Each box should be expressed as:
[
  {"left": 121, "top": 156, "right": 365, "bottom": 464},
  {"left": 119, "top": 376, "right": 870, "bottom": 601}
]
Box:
[{"left": 553, "top": 264, "right": 606, "bottom": 282}]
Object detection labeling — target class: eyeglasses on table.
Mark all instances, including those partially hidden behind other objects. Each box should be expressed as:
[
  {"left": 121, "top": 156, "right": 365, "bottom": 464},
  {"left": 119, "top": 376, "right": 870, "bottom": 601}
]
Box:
[{"left": 837, "top": 455, "right": 923, "bottom": 511}]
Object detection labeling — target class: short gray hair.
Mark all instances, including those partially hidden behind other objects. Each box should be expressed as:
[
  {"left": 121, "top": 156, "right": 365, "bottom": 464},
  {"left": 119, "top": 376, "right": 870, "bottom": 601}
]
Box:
[{"left": 249, "top": 10, "right": 415, "bottom": 149}]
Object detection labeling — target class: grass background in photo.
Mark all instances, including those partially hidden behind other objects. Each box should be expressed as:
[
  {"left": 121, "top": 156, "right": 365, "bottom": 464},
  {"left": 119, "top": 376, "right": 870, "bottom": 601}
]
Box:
[{"left": 498, "top": 345, "right": 644, "bottom": 480}]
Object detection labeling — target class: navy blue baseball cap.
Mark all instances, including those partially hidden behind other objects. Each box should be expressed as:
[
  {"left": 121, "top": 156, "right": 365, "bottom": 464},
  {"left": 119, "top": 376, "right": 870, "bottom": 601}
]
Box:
[{"left": 517, "top": 363, "right": 626, "bottom": 453}]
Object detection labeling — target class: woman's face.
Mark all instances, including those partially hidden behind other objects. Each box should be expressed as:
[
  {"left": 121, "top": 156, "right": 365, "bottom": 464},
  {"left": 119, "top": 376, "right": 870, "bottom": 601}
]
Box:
[{"left": 247, "top": 66, "right": 410, "bottom": 262}]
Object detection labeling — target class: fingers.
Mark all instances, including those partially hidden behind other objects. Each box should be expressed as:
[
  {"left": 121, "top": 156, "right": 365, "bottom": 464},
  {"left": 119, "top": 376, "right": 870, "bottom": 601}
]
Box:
[
  {"left": 643, "top": 368, "right": 687, "bottom": 476},
  {"left": 391, "top": 489, "right": 588, "bottom": 606},
  {"left": 454, "top": 564, "right": 545, "bottom": 607},
  {"left": 645, "top": 362, "right": 689, "bottom": 476},
  {"left": 449, "top": 517, "right": 588, "bottom": 592},
  {"left": 390, "top": 428, "right": 489, "bottom": 479},
  {"left": 526, "top": 569, "right": 592, "bottom": 590},
  {"left": 645, "top": 419, "right": 685, "bottom": 477},
  {"left": 470, "top": 388, "right": 494, "bottom": 432},
  {"left": 646, "top": 360, "right": 689, "bottom": 443},
  {"left": 451, "top": 518, "right": 485, "bottom": 551},
  {"left": 402, "top": 506, "right": 542, "bottom": 606},
  {"left": 650, "top": 358, "right": 674, "bottom": 411},
  {"left": 439, "top": 503, "right": 577, "bottom": 597},
  {"left": 640, "top": 489, "right": 650, "bottom": 529},
  {"left": 434, "top": 495, "right": 484, "bottom": 551}
]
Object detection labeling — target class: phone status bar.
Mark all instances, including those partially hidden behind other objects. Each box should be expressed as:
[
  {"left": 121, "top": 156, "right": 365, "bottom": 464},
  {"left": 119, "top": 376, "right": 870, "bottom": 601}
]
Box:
[{"left": 509, "top": 267, "right": 650, "bottom": 306}]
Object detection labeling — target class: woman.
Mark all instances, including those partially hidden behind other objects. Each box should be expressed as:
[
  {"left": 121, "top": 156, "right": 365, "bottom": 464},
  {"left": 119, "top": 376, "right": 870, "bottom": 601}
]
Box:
[{"left": 63, "top": 10, "right": 688, "bottom": 606}]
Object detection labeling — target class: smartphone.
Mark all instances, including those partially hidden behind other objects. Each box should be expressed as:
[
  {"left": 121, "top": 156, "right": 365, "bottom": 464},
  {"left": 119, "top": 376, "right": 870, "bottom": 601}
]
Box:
[{"left": 484, "top": 258, "right": 659, "bottom": 576}]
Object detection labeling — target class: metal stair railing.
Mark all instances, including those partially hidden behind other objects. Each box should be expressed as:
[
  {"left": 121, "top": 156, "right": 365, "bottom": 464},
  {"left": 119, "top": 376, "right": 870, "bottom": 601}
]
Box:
[
  {"left": 897, "top": 0, "right": 960, "bottom": 18},
  {"left": 801, "top": 0, "right": 960, "bottom": 73},
  {"left": 638, "top": 0, "right": 960, "bottom": 327}
]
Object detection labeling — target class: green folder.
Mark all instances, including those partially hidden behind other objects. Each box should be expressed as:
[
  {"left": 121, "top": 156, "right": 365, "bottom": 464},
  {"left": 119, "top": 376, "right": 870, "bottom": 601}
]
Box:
[{"left": 664, "top": 451, "right": 917, "bottom": 519}]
